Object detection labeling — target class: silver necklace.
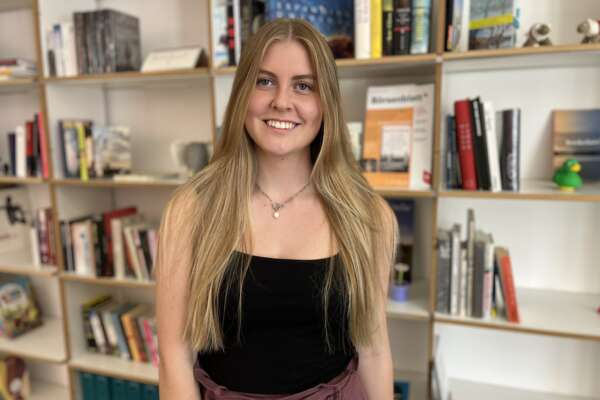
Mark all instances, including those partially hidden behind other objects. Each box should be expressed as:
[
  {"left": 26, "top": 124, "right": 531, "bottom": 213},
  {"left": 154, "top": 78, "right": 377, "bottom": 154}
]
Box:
[{"left": 256, "top": 181, "right": 310, "bottom": 219}]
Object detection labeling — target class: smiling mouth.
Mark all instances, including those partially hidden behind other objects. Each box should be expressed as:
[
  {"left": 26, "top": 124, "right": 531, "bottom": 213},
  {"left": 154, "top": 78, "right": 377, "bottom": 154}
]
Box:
[{"left": 263, "top": 119, "right": 300, "bottom": 131}]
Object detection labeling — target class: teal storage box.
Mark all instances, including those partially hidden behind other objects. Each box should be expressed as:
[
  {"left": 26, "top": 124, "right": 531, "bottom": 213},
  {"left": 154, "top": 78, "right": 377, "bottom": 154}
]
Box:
[
  {"left": 111, "top": 378, "right": 127, "bottom": 400},
  {"left": 143, "top": 384, "right": 159, "bottom": 400},
  {"left": 126, "top": 380, "right": 143, "bottom": 400},
  {"left": 94, "top": 374, "right": 112, "bottom": 400},
  {"left": 79, "top": 372, "right": 96, "bottom": 400}
]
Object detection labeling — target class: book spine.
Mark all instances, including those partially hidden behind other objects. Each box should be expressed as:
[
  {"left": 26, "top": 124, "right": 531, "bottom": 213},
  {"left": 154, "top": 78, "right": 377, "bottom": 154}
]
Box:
[
  {"left": 454, "top": 100, "right": 478, "bottom": 190},
  {"left": 435, "top": 230, "right": 451, "bottom": 314},
  {"left": 382, "top": 0, "right": 394, "bottom": 55},
  {"left": 355, "top": 0, "right": 371, "bottom": 58},
  {"left": 498, "top": 248, "right": 519, "bottom": 323},
  {"left": 501, "top": 109, "right": 521, "bottom": 191},
  {"left": 482, "top": 235, "right": 494, "bottom": 319},
  {"left": 233, "top": 0, "right": 241, "bottom": 65},
  {"left": 482, "top": 101, "right": 502, "bottom": 192},
  {"left": 449, "top": 224, "right": 461, "bottom": 315},
  {"left": 76, "top": 122, "right": 89, "bottom": 181},
  {"left": 25, "top": 121, "right": 34, "bottom": 177},
  {"left": 111, "top": 307, "right": 132, "bottom": 360},
  {"left": 410, "top": 0, "right": 431, "bottom": 54},
  {"left": 472, "top": 237, "right": 485, "bottom": 318},
  {"left": 73, "top": 12, "right": 88, "bottom": 75},
  {"left": 15, "top": 125, "right": 26, "bottom": 178},
  {"left": 8, "top": 132, "right": 16, "bottom": 176},
  {"left": 458, "top": 241, "right": 467, "bottom": 316},
  {"left": 89, "top": 309, "right": 108, "bottom": 354},
  {"left": 30, "top": 223, "right": 41, "bottom": 267},
  {"left": 100, "top": 309, "right": 119, "bottom": 355},
  {"left": 38, "top": 209, "right": 49, "bottom": 264},
  {"left": 142, "top": 318, "right": 159, "bottom": 367},
  {"left": 212, "top": 0, "right": 229, "bottom": 67},
  {"left": 226, "top": 1, "right": 236, "bottom": 66},
  {"left": 393, "top": 0, "right": 411, "bottom": 54},
  {"left": 371, "top": 0, "right": 383, "bottom": 58},
  {"left": 121, "top": 312, "right": 141, "bottom": 361},
  {"left": 471, "top": 98, "right": 491, "bottom": 190}
]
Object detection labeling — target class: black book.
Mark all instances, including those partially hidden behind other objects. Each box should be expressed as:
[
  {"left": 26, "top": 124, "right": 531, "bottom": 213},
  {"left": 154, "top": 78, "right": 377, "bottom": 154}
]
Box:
[
  {"left": 227, "top": 1, "right": 236, "bottom": 66},
  {"left": 500, "top": 109, "right": 521, "bottom": 191},
  {"left": 383, "top": 0, "right": 394, "bottom": 55},
  {"left": 73, "top": 12, "right": 88, "bottom": 74},
  {"left": 392, "top": 0, "right": 412, "bottom": 55},
  {"left": 444, "top": 0, "right": 454, "bottom": 51},
  {"left": 446, "top": 115, "right": 462, "bottom": 189},
  {"left": 7, "top": 132, "right": 16, "bottom": 176},
  {"left": 473, "top": 97, "right": 491, "bottom": 190},
  {"left": 103, "top": 9, "right": 141, "bottom": 72}
]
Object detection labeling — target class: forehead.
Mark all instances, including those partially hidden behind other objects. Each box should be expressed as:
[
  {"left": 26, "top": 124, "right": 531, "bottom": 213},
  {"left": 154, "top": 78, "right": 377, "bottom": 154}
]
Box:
[{"left": 260, "top": 39, "right": 315, "bottom": 77}]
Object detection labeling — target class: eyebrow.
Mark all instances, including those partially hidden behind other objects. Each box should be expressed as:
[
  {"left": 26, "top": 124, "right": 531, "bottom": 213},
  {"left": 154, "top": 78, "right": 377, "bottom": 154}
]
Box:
[{"left": 258, "top": 69, "right": 315, "bottom": 81}]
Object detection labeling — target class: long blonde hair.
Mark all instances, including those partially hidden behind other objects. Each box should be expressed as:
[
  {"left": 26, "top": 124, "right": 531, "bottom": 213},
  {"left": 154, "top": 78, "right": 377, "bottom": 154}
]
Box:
[{"left": 158, "top": 19, "right": 397, "bottom": 353}]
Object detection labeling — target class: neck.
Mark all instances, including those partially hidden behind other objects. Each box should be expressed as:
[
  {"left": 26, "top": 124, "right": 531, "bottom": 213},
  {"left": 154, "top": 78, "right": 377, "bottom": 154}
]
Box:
[{"left": 255, "top": 148, "right": 313, "bottom": 201}]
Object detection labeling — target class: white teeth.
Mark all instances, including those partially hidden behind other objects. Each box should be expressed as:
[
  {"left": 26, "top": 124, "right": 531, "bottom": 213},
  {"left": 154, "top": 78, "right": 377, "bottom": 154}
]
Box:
[{"left": 266, "top": 120, "right": 296, "bottom": 130}]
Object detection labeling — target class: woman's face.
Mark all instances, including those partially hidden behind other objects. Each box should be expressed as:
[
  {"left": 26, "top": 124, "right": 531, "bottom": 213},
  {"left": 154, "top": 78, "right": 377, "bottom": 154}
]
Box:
[{"left": 244, "top": 39, "right": 323, "bottom": 159}]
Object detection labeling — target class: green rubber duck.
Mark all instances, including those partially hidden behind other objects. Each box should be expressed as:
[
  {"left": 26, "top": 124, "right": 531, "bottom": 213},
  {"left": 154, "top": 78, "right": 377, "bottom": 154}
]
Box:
[{"left": 553, "top": 159, "right": 582, "bottom": 192}]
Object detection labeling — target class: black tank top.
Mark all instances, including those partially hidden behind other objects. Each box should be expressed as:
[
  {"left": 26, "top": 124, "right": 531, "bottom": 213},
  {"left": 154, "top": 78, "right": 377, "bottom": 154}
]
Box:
[{"left": 197, "top": 251, "right": 355, "bottom": 395}]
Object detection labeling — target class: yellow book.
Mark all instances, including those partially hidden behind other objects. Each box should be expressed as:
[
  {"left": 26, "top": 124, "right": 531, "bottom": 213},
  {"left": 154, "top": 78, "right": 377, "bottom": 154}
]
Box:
[
  {"left": 370, "top": 0, "right": 382, "bottom": 58},
  {"left": 75, "top": 121, "right": 89, "bottom": 181}
]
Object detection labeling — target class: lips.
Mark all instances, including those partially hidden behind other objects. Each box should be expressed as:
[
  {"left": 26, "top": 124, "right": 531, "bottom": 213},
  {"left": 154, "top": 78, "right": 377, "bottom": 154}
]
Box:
[{"left": 263, "top": 119, "right": 300, "bottom": 131}]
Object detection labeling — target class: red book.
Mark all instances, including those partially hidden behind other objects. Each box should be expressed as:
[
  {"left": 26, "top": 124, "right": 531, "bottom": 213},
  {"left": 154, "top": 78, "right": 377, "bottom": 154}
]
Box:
[
  {"left": 25, "top": 121, "right": 34, "bottom": 177},
  {"left": 102, "top": 207, "right": 137, "bottom": 277},
  {"left": 454, "top": 100, "right": 478, "bottom": 190},
  {"left": 36, "top": 112, "right": 50, "bottom": 179},
  {"left": 496, "top": 247, "right": 520, "bottom": 323}
]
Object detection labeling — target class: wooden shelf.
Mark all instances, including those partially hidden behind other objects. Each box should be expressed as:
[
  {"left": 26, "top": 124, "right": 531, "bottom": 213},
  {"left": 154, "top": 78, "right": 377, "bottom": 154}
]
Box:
[
  {"left": 449, "top": 378, "right": 596, "bottom": 400},
  {"left": 43, "top": 68, "right": 210, "bottom": 87},
  {"left": 0, "top": 318, "right": 66, "bottom": 363},
  {"left": 0, "top": 251, "right": 57, "bottom": 277},
  {"left": 434, "top": 288, "right": 600, "bottom": 342},
  {"left": 52, "top": 178, "right": 184, "bottom": 189},
  {"left": 387, "top": 280, "right": 430, "bottom": 322},
  {"left": 443, "top": 43, "right": 600, "bottom": 61},
  {"left": 30, "top": 380, "right": 69, "bottom": 400},
  {"left": 61, "top": 272, "right": 155, "bottom": 289},
  {"left": 395, "top": 369, "right": 428, "bottom": 400},
  {"left": 438, "top": 180, "right": 600, "bottom": 202},
  {"left": 0, "top": 77, "right": 37, "bottom": 92},
  {"left": 213, "top": 53, "right": 438, "bottom": 78},
  {"left": 0, "top": 176, "right": 46, "bottom": 185},
  {"left": 375, "top": 186, "right": 436, "bottom": 199},
  {"left": 69, "top": 353, "right": 158, "bottom": 384}
]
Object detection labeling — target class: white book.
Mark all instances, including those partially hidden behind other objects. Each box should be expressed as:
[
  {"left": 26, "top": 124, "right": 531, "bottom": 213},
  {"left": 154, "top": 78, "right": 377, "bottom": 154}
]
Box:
[
  {"left": 233, "top": 0, "right": 241, "bottom": 65},
  {"left": 123, "top": 224, "right": 143, "bottom": 280},
  {"left": 72, "top": 220, "right": 95, "bottom": 276},
  {"left": 457, "top": 0, "right": 470, "bottom": 52},
  {"left": 458, "top": 241, "right": 468, "bottom": 317},
  {"left": 449, "top": 224, "right": 461, "bottom": 315},
  {"left": 15, "top": 125, "right": 26, "bottom": 178},
  {"left": 212, "top": 0, "right": 229, "bottom": 67},
  {"left": 60, "top": 21, "right": 78, "bottom": 77},
  {"left": 52, "top": 24, "right": 65, "bottom": 77},
  {"left": 29, "top": 225, "right": 41, "bottom": 267},
  {"left": 89, "top": 310, "right": 108, "bottom": 354},
  {"left": 482, "top": 101, "right": 502, "bottom": 192},
  {"left": 354, "top": 0, "right": 371, "bottom": 59},
  {"left": 111, "top": 214, "right": 142, "bottom": 279}
]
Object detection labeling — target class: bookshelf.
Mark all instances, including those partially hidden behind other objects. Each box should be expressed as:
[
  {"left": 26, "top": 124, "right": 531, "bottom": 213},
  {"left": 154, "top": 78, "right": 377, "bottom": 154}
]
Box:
[{"left": 0, "top": 0, "right": 597, "bottom": 398}]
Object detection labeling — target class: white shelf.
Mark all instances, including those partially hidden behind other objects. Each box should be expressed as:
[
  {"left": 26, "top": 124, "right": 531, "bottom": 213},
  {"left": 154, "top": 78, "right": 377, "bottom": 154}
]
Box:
[
  {"left": 435, "top": 288, "right": 600, "bottom": 341},
  {"left": 387, "top": 280, "right": 430, "bottom": 321},
  {"left": 0, "top": 251, "right": 58, "bottom": 277},
  {"left": 30, "top": 380, "right": 69, "bottom": 400},
  {"left": 395, "top": 369, "right": 428, "bottom": 400},
  {"left": 450, "top": 378, "right": 596, "bottom": 400},
  {"left": 69, "top": 353, "right": 158, "bottom": 384},
  {"left": 0, "top": 318, "right": 66, "bottom": 362}
]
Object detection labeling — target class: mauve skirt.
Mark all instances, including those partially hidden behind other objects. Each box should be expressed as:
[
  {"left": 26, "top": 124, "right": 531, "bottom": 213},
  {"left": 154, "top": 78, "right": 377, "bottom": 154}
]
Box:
[{"left": 194, "top": 357, "right": 367, "bottom": 400}]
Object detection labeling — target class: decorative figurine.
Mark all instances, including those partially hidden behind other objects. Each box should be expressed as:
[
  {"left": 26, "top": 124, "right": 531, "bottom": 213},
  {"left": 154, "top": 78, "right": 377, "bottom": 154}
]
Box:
[
  {"left": 577, "top": 19, "right": 600, "bottom": 44},
  {"left": 553, "top": 159, "right": 583, "bottom": 192},
  {"left": 523, "top": 23, "right": 553, "bottom": 47}
]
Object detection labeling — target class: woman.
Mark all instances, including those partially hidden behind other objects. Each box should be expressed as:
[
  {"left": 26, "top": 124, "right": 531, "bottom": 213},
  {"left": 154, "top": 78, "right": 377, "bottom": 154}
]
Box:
[{"left": 156, "top": 19, "right": 398, "bottom": 400}]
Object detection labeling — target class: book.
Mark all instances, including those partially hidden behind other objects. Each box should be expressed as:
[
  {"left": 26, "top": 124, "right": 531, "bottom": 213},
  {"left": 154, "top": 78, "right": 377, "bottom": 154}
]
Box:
[
  {"left": 553, "top": 109, "right": 600, "bottom": 154},
  {"left": 266, "top": 0, "right": 354, "bottom": 59},
  {"left": 362, "top": 83, "right": 434, "bottom": 189},
  {"left": 500, "top": 108, "right": 521, "bottom": 191},
  {"left": 449, "top": 224, "right": 461, "bottom": 315},
  {"left": 410, "top": 0, "right": 432, "bottom": 54},
  {"left": 82, "top": 295, "right": 112, "bottom": 352},
  {"left": 0, "top": 275, "right": 42, "bottom": 338},
  {"left": 371, "top": 0, "right": 383, "bottom": 58},
  {"left": 454, "top": 99, "right": 478, "bottom": 190},
  {"left": 355, "top": 0, "right": 371, "bottom": 58},
  {"left": 393, "top": 0, "right": 412, "bottom": 55},
  {"left": 482, "top": 100, "right": 502, "bottom": 192},
  {"left": 212, "top": 0, "right": 230, "bottom": 67},
  {"left": 383, "top": 0, "right": 394, "bottom": 55},
  {"left": 471, "top": 98, "right": 491, "bottom": 190},
  {"left": 495, "top": 246, "right": 519, "bottom": 323},
  {"left": 468, "top": 0, "right": 517, "bottom": 50},
  {"left": 436, "top": 229, "right": 451, "bottom": 314}
]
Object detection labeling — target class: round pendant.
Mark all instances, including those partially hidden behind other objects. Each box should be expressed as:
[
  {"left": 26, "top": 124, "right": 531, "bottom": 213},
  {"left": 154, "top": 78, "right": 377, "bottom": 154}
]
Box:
[{"left": 273, "top": 211, "right": 280, "bottom": 219}]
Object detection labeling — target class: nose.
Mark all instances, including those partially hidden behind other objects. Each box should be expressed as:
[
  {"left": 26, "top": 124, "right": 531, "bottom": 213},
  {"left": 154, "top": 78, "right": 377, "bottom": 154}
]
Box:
[{"left": 270, "top": 85, "right": 292, "bottom": 111}]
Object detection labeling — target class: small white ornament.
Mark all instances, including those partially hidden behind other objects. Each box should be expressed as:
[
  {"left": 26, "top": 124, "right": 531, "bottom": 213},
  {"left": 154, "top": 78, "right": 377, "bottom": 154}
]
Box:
[{"left": 274, "top": 211, "right": 280, "bottom": 219}]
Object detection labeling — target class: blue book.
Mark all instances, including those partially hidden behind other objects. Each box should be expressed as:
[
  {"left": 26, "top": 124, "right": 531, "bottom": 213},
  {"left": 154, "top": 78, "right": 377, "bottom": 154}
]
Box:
[
  {"left": 94, "top": 374, "right": 112, "bottom": 400},
  {"left": 126, "top": 380, "right": 143, "bottom": 400},
  {"left": 265, "top": 0, "right": 353, "bottom": 58},
  {"left": 410, "top": 0, "right": 432, "bottom": 54},
  {"left": 110, "top": 302, "right": 136, "bottom": 360},
  {"left": 79, "top": 372, "right": 96, "bottom": 400},
  {"left": 111, "top": 379, "right": 127, "bottom": 400},
  {"left": 142, "top": 384, "right": 159, "bottom": 400}
]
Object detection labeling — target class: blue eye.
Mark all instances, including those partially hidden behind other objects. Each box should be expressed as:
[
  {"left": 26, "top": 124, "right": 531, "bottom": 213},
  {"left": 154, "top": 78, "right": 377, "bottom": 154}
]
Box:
[
  {"left": 257, "top": 77, "right": 274, "bottom": 87},
  {"left": 296, "top": 81, "right": 313, "bottom": 92}
]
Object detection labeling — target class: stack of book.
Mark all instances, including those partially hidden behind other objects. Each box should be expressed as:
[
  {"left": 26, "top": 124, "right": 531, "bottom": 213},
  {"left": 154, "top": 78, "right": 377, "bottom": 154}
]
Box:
[
  {"left": 46, "top": 9, "right": 141, "bottom": 77},
  {"left": 4, "top": 113, "right": 50, "bottom": 179},
  {"left": 60, "top": 207, "right": 158, "bottom": 282},
  {"left": 0, "top": 58, "right": 36, "bottom": 80},
  {"left": 82, "top": 295, "right": 158, "bottom": 366},
  {"left": 435, "top": 209, "right": 520, "bottom": 323},
  {"left": 79, "top": 372, "right": 158, "bottom": 400},
  {"left": 58, "top": 119, "right": 132, "bottom": 181},
  {"left": 446, "top": 98, "right": 521, "bottom": 191},
  {"left": 444, "top": 0, "right": 520, "bottom": 52}
]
